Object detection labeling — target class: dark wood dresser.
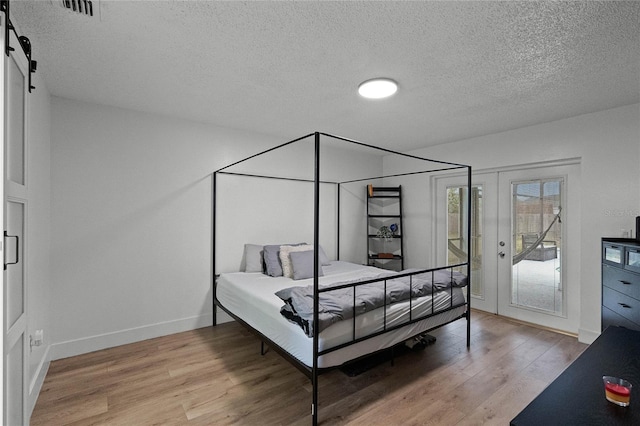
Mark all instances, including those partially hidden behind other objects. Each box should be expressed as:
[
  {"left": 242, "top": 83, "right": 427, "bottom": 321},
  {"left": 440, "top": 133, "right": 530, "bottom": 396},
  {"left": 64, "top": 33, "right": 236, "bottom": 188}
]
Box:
[{"left": 602, "top": 238, "right": 640, "bottom": 332}]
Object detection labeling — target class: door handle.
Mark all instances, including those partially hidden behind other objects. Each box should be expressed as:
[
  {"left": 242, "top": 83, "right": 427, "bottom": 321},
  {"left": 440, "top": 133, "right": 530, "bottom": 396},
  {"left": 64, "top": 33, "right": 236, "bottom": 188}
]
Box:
[
  {"left": 498, "top": 252, "right": 505, "bottom": 258},
  {"left": 4, "top": 231, "right": 19, "bottom": 270}
]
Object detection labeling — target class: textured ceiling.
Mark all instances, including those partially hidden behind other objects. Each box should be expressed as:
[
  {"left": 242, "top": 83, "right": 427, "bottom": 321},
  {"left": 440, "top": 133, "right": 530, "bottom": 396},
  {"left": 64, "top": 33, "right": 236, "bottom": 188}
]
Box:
[{"left": 10, "top": 0, "right": 640, "bottom": 152}]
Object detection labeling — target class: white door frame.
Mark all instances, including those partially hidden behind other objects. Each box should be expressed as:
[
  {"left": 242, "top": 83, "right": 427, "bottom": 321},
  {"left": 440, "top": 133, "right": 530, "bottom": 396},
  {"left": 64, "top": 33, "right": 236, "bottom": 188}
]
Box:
[{"left": 434, "top": 159, "right": 581, "bottom": 333}]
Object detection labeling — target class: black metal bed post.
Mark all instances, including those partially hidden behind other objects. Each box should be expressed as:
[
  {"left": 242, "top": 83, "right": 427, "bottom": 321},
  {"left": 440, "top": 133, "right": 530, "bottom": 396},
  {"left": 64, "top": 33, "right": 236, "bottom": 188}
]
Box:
[
  {"left": 312, "top": 132, "right": 320, "bottom": 425},
  {"left": 466, "top": 166, "right": 472, "bottom": 347},
  {"left": 399, "top": 185, "right": 404, "bottom": 270},
  {"left": 337, "top": 183, "right": 341, "bottom": 261},
  {"left": 212, "top": 172, "right": 217, "bottom": 326}
]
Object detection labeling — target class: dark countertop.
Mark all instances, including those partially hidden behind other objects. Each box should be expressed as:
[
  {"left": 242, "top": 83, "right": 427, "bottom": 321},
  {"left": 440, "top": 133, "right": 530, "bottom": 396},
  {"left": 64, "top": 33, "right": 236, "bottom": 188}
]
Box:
[{"left": 511, "top": 326, "right": 640, "bottom": 425}]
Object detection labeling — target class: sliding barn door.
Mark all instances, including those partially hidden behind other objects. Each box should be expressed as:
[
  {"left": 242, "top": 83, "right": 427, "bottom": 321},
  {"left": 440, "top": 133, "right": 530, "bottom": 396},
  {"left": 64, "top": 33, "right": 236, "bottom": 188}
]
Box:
[{"left": 3, "top": 13, "right": 29, "bottom": 425}]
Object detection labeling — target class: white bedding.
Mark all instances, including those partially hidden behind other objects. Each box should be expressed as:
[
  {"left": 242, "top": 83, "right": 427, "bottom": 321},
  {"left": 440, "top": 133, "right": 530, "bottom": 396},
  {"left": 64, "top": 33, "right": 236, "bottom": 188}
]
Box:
[{"left": 216, "top": 261, "right": 467, "bottom": 368}]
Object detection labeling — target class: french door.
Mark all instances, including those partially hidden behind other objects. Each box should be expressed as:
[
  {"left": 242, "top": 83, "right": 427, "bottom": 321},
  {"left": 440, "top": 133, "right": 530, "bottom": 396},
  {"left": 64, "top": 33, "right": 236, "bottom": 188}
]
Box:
[
  {"left": 436, "top": 162, "right": 580, "bottom": 332},
  {"left": 435, "top": 173, "right": 497, "bottom": 313},
  {"left": 3, "top": 14, "right": 29, "bottom": 425}
]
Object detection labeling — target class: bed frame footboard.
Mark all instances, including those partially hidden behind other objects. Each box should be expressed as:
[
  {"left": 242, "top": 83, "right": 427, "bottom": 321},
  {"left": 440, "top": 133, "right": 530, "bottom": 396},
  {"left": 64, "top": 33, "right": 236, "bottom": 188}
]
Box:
[{"left": 213, "top": 263, "right": 471, "bottom": 425}]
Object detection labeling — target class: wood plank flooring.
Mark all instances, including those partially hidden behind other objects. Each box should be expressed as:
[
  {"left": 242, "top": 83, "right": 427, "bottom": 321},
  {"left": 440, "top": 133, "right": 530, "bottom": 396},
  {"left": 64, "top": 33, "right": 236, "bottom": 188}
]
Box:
[{"left": 31, "top": 311, "right": 587, "bottom": 425}]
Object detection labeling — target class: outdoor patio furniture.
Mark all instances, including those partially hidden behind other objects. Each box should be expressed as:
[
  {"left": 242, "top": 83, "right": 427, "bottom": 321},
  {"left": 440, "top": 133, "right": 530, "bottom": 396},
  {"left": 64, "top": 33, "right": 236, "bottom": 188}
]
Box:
[{"left": 522, "top": 233, "right": 557, "bottom": 261}]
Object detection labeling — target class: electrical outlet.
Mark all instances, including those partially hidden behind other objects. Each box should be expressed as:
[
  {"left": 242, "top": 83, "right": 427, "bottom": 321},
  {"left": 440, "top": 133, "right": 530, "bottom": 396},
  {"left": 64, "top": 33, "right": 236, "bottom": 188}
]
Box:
[{"left": 30, "top": 329, "right": 44, "bottom": 350}]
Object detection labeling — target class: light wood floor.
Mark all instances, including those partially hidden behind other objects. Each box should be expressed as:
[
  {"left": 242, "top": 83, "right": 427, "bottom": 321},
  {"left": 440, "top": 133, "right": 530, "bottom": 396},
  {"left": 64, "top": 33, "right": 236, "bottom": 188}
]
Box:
[{"left": 31, "top": 311, "right": 587, "bottom": 425}]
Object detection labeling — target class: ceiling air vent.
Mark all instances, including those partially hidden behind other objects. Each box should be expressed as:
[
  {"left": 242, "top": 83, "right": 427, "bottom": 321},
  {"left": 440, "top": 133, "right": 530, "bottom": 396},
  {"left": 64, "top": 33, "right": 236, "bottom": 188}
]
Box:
[{"left": 58, "top": 0, "right": 96, "bottom": 17}]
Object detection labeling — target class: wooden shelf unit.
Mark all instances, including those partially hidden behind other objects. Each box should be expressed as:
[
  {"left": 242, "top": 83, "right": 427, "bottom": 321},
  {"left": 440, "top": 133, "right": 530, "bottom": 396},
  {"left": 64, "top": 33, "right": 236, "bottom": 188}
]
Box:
[{"left": 367, "top": 185, "right": 404, "bottom": 271}]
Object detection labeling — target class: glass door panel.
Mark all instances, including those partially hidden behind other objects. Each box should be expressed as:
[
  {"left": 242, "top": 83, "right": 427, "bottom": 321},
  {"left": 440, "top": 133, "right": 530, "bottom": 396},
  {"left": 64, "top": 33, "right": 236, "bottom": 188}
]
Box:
[
  {"left": 447, "top": 185, "right": 483, "bottom": 299},
  {"left": 511, "top": 179, "right": 563, "bottom": 314},
  {"left": 437, "top": 173, "right": 497, "bottom": 314}
]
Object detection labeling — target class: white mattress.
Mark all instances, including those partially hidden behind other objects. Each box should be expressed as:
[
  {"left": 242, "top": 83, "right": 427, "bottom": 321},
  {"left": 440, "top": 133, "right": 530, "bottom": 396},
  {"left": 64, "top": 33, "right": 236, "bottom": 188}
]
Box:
[{"left": 216, "top": 261, "right": 467, "bottom": 369}]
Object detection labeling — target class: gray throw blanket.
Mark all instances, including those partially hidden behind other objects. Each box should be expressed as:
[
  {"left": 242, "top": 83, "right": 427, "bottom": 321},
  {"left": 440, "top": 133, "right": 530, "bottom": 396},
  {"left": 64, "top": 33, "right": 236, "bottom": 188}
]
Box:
[{"left": 275, "top": 269, "right": 467, "bottom": 337}]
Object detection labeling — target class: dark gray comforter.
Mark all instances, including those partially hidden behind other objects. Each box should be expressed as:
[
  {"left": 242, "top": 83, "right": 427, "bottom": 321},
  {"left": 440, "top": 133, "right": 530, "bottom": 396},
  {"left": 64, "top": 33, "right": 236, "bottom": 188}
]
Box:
[{"left": 275, "top": 268, "right": 467, "bottom": 337}]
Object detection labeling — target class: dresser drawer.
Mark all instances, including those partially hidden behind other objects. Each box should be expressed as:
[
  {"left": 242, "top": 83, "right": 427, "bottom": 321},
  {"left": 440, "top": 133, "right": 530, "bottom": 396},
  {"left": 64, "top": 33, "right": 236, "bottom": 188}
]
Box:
[
  {"left": 602, "top": 264, "right": 640, "bottom": 299},
  {"left": 602, "top": 305, "right": 640, "bottom": 331},
  {"left": 625, "top": 246, "right": 640, "bottom": 274},
  {"left": 603, "top": 286, "right": 640, "bottom": 324},
  {"left": 603, "top": 242, "right": 624, "bottom": 267}
]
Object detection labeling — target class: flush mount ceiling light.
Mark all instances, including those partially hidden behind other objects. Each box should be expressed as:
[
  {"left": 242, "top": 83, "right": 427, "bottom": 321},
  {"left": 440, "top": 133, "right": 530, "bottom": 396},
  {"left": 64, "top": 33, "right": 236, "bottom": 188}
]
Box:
[{"left": 358, "top": 78, "right": 398, "bottom": 99}]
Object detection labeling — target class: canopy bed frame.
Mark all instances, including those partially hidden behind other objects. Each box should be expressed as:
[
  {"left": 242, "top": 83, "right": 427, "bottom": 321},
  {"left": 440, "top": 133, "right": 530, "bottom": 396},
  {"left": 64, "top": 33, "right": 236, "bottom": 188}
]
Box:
[{"left": 212, "top": 132, "right": 472, "bottom": 425}]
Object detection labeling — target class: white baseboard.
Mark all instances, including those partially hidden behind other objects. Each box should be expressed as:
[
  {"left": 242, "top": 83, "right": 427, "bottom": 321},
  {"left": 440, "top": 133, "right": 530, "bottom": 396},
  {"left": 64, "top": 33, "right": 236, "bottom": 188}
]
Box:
[
  {"left": 28, "top": 345, "right": 51, "bottom": 418},
  {"left": 50, "top": 313, "right": 214, "bottom": 360},
  {"left": 578, "top": 327, "right": 600, "bottom": 344}
]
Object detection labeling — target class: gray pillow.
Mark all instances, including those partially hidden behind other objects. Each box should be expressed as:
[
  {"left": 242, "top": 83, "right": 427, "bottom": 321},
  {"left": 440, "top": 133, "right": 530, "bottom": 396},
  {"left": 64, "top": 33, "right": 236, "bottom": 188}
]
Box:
[
  {"left": 263, "top": 245, "right": 284, "bottom": 276},
  {"left": 291, "top": 250, "right": 324, "bottom": 280},
  {"left": 263, "top": 243, "right": 305, "bottom": 276},
  {"left": 242, "top": 244, "right": 263, "bottom": 273}
]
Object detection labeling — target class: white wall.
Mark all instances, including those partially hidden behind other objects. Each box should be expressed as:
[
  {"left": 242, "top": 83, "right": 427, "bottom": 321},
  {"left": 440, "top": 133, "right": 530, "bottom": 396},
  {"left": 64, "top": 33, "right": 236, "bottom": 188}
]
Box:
[
  {"left": 49, "top": 98, "right": 285, "bottom": 358},
  {"left": 214, "top": 175, "right": 339, "bottom": 273},
  {"left": 25, "top": 73, "right": 52, "bottom": 414},
  {"left": 391, "top": 104, "right": 640, "bottom": 343},
  {"left": 214, "top": 140, "right": 383, "bottom": 273},
  {"left": 49, "top": 100, "right": 383, "bottom": 358}
]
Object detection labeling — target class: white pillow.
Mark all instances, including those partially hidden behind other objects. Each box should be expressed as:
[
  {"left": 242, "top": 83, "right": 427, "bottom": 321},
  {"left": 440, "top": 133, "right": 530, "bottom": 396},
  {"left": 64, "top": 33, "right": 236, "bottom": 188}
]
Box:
[{"left": 279, "top": 244, "right": 313, "bottom": 278}]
